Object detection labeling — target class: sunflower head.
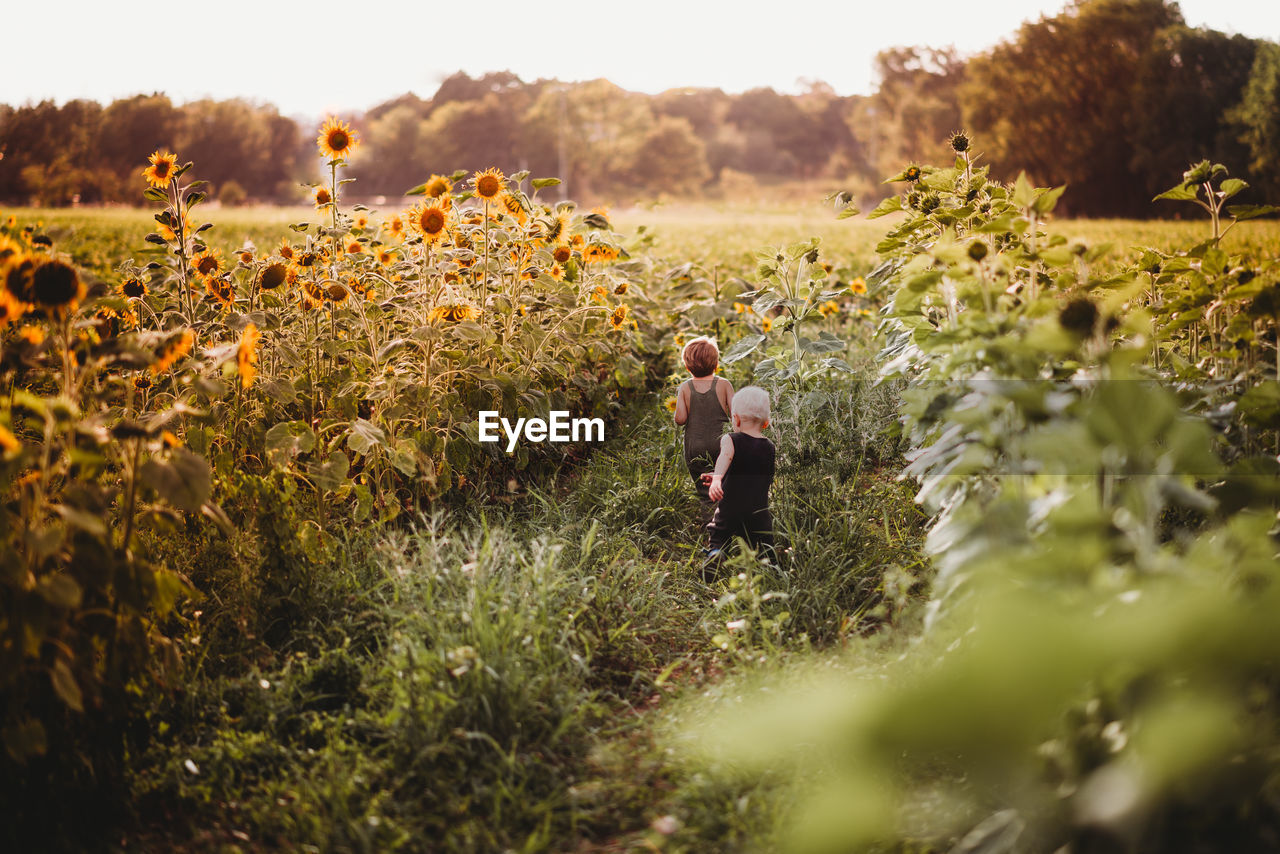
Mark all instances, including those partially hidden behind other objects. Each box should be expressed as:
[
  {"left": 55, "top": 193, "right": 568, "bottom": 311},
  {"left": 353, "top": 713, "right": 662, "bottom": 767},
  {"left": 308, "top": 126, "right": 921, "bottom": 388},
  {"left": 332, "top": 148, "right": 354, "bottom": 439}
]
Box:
[
  {"left": 663, "top": 397, "right": 677, "bottom": 413},
  {"left": 4, "top": 254, "right": 37, "bottom": 305},
  {"left": 314, "top": 186, "right": 333, "bottom": 208},
  {"left": 904, "top": 165, "right": 922, "bottom": 182},
  {"left": 120, "top": 277, "right": 148, "bottom": 299},
  {"left": 500, "top": 192, "right": 527, "bottom": 224},
  {"left": 614, "top": 281, "right": 629, "bottom": 296},
  {"left": 591, "top": 285, "right": 608, "bottom": 304},
  {"left": 205, "top": 276, "right": 235, "bottom": 307},
  {"left": 193, "top": 249, "right": 221, "bottom": 279},
  {"left": 949, "top": 132, "right": 970, "bottom": 153},
  {"left": 761, "top": 317, "right": 773, "bottom": 333},
  {"left": 237, "top": 323, "right": 261, "bottom": 390},
  {"left": 346, "top": 239, "right": 363, "bottom": 255},
  {"left": 472, "top": 168, "right": 506, "bottom": 202},
  {"left": 387, "top": 215, "right": 405, "bottom": 239},
  {"left": 258, "top": 262, "right": 288, "bottom": 290},
  {"left": 425, "top": 174, "right": 453, "bottom": 198},
  {"left": 608, "top": 304, "right": 629, "bottom": 330},
  {"left": 317, "top": 117, "right": 359, "bottom": 161},
  {"left": 410, "top": 200, "right": 451, "bottom": 244},
  {"left": 278, "top": 240, "right": 295, "bottom": 261},
  {"left": 851, "top": 277, "right": 867, "bottom": 295},
  {"left": 151, "top": 329, "right": 194, "bottom": 375},
  {"left": 142, "top": 150, "right": 179, "bottom": 188},
  {"left": 552, "top": 244, "right": 572, "bottom": 264},
  {"left": 31, "top": 258, "right": 85, "bottom": 314}
]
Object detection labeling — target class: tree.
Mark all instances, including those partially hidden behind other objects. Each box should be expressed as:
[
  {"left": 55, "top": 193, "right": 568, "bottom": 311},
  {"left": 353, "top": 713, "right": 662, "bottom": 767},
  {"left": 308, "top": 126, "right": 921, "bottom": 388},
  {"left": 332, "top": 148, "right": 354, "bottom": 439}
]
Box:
[
  {"left": 1227, "top": 40, "right": 1280, "bottom": 201},
  {"left": 626, "top": 115, "right": 710, "bottom": 195},
  {"left": 961, "top": 0, "right": 1183, "bottom": 216}
]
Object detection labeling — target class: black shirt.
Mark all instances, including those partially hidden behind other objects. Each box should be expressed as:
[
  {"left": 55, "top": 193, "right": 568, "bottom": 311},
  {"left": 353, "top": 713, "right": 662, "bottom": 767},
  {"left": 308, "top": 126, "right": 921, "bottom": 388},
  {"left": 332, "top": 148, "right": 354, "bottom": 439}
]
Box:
[{"left": 717, "top": 432, "right": 775, "bottom": 524}]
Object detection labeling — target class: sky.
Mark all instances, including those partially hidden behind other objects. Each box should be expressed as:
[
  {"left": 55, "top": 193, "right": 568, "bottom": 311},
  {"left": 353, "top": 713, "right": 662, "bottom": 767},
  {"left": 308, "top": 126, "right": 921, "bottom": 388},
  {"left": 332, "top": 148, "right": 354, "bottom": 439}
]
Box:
[{"left": 8, "top": 0, "right": 1279, "bottom": 119}]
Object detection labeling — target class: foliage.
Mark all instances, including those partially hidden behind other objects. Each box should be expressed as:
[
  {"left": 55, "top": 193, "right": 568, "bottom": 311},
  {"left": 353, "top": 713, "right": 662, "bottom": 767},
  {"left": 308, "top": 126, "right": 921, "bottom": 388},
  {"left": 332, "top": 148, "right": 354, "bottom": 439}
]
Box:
[{"left": 690, "top": 140, "right": 1280, "bottom": 851}]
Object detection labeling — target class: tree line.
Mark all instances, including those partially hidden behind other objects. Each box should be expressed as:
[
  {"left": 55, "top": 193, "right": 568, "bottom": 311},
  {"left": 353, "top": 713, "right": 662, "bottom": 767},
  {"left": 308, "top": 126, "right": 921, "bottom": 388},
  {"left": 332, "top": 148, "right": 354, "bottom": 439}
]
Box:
[{"left": 2, "top": 0, "right": 1277, "bottom": 217}]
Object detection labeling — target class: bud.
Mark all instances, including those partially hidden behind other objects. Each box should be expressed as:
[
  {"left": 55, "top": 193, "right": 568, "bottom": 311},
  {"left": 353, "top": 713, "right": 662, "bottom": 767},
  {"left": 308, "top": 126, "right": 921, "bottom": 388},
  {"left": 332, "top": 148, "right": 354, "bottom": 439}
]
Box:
[
  {"left": 968, "top": 241, "right": 989, "bottom": 262},
  {"left": 949, "top": 132, "right": 970, "bottom": 153}
]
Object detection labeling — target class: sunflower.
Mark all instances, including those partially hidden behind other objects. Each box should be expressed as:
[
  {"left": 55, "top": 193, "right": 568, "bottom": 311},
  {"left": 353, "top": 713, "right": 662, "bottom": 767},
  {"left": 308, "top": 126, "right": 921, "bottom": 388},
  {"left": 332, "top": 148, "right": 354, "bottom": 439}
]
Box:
[
  {"left": 345, "top": 239, "right": 363, "bottom": 255},
  {"left": 472, "top": 168, "right": 505, "bottom": 203},
  {"left": 18, "top": 325, "right": 43, "bottom": 346},
  {"left": 387, "top": 214, "right": 405, "bottom": 240},
  {"left": 4, "top": 254, "right": 37, "bottom": 304},
  {"left": 663, "top": 397, "right": 677, "bottom": 413},
  {"left": 120, "top": 277, "right": 148, "bottom": 299},
  {"left": 161, "top": 430, "right": 183, "bottom": 449},
  {"left": 314, "top": 186, "right": 333, "bottom": 208},
  {"left": 31, "top": 258, "right": 85, "bottom": 313},
  {"left": 325, "top": 281, "right": 349, "bottom": 304},
  {"left": 591, "top": 285, "right": 608, "bottom": 304},
  {"left": 297, "top": 250, "right": 318, "bottom": 268},
  {"left": 133, "top": 373, "right": 153, "bottom": 392},
  {"left": 851, "top": 277, "right": 867, "bottom": 295},
  {"left": 142, "top": 150, "right": 179, "bottom": 188},
  {"left": 151, "top": 329, "right": 194, "bottom": 374},
  {"left": 355, "top": 214, "right": 369, "bottom": 230},
  {"left": 608, "top": 304, "right": 629, "bottom": 331},
  {"left": 409, "top": 200, "right": 451, "bottom": 244},
  {"left": 548, "top": 262, "right": 565, "bottom": 281},
  {"left": 192, "top": 248, "right": 222, "bottom": 279},
  {"left": 239, "top": 249, "right": 254, "bottom": 266},
  {"left": 206, "top": 276, "right": 235, "bottom": 307},
  {"left": 582, "top": 243, "right": 618, "bottom": 265},
  {"left": 0, "top": 424, "right": 19, "bottom": 456},
  {"left": 278, "top": 240, "right": 296, "bottom": 261},
  {"left": 0, "top": 291, "right": 26, "bottom": 327},
  {"left": 819, "top": 300, "right": 839, "bottom": 317},
  {"left": 258, "top": 262, "right": 288, "bottom": 290},
  {"left": 301, "top": 277, "right": 325, "bottom": 309},
  {"left": 499, "top": 192, "right": 527, "bottom": 224},
  {"left": 762, "top": 317, "right": 773, "bottom": 333},
  {"left": 316, "top": 116, "right": 359, "bottom": 160},
  {"left": 237, "top": 323, "right": 260, "bottom": 390},
  {"left": 552, "top": 244, "right": 572, "bottom": 264},
  {"left": 614, "top": 281, "right": 629, "bottom": 296},
  {"left": 519, "top": 265, "right": 539, "bottom": 281},
  {"left": 903, "top": 165, "right": 922, "bottom": 182},
  {"left": 857, "top": 308, "right": 873, "bottom": 318},
  {"left": 543, "top": 210, "right": 573, "bottom": 245},
  {"left": 377, "top": 248, "right": 395, "bottom": 266},
  {"left": 429, "top": 302, "right": 480, "bottom": 323},
  {"left": 425, "top": 174, "right": 453, "bottom": 198}
]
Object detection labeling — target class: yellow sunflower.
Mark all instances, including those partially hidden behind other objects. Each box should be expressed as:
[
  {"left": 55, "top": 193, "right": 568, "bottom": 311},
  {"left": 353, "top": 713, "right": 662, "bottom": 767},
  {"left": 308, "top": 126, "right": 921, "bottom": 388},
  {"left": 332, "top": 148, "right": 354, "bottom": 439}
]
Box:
[
  {"left": 0, "top": 424, "right": 19, "bottom": 456},
  {"left": 552, "top": 244, "right": 572, "bottom": 264},
  {"left": 316, "top": 116, "right": 359, "bottom": 160},
  {"left": 314, "top": 186, "right": 333, "bottom": 208},
  {"left": 548, "top": 262, "right": 565, "bottom": 281},
  {"left": 424, "top": 174, "right": 453, "bottom": 198},
  {"left": 472, "top": 168, "right": 506, "bottom": 203},
  {"left": 258, "top": 262, "right": 288, "bottom": 290},
  {"left": 192, "top": 249, "right": 221, "bottom": 279},
  {"left": 387, "top": 214, "right": 405, "bottom": 240},
  {"left": 613, "top": 281, "right": 629, "bottom": 296},
  {"left": 278, "top": 240, "right": 295, "bottom": 261},
  {"left": 591, "top": 285, "right": 608, "bottom": 304},
  {"left": 851, "top": 277, "right": 867, "bottom": 295},
  {"left": 762, "top": 317, "right": 773, "bottom": 333},
  {"left": 608, "top": 304, "right": 629, "bottom": 330},
  {"left": 409, "top": 200, "right": 451, "bottom": 244},
  {"left": 142, "top": 150, "right": 179, "bottom": 188},
  {"left": 30, "top": 259, "right": 85, "bottom": 314},
  {"left": 663, "top": 397, "right": 677, "bottom": 413},
  {"left": 499, "top": 192, "right": 527, "bottom": 224},
  {"left": 151, "top": 329, "right": 194, "bottom": 374},
  {"left": 237, "top": 323, "right": 260, "bottom": 390},
  {"left": 205, "top": 276, "right": 235, "bottom": 307}
]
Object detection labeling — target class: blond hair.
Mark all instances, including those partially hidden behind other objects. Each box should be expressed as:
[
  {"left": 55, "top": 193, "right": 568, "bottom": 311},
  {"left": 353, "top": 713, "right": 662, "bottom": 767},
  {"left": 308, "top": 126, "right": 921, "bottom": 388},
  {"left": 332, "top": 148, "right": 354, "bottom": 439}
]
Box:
[{"left": 731, "top": 386, "right": 770, "bottom": 425}]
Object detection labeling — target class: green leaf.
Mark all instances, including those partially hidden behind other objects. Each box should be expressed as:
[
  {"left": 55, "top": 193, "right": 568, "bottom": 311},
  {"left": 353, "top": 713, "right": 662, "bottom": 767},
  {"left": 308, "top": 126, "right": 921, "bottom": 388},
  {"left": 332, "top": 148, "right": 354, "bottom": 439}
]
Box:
[
  {"left": 1154, "top": 184, "right": 1198, "bottom": 202},
  {"left": 1237, "top": 381, "right": 1280, "bottom": 428},
  {"left": 531, "top": 177, "right": 562, "bottom": 190},
  {"left": 265, "top": 421, "right": 316, "bottom": 468},
  {"left": 36, "top": 573, "right": 82, "bottom": 609},
  {"left": 404, "top": 182, "right": 428, "bottom": 196},
  {"left": 309, "top": 450, "right": 350, "bottom": 492},
  {"left": 1032, "top": 185, "right": 1066, "bottom": 215},
  {"left": 347, "top": 419, "right": 387, "bottom": 456},
  {"left": 1227, "top": 205, "right": 1277, "bottom": 221},
  {"left": 1219, "top": 178, "right": 1248, "bottom": 200},
  {"left": 866, "top": 196, "right": 903, "bottom": 220},
  {"left": 140, "top": 449, "right": 212, "bottom": 512},
  {"left": 722, "top": 334, "right": 766, "bottom": 364},
  {"left": 50, "top": 660, "right": 83, "bottom": 713},
  {"left": 1012, "top": 172, "right": 1036, "bottom": 208}
]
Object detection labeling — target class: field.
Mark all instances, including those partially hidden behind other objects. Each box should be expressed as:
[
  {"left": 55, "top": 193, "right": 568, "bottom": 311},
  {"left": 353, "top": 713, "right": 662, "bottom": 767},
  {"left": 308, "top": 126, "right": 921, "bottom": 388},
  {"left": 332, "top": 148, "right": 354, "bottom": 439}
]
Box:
[{"left": 4, "top": 147, "right": 1280, "bottom": 853}]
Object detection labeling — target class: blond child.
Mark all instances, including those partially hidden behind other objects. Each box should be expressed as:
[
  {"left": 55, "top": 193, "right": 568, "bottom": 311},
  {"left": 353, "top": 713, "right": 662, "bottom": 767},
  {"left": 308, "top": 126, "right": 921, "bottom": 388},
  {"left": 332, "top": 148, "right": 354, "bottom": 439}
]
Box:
[{"left": 701, "top": 386, "right": 775, "bottom": 573}]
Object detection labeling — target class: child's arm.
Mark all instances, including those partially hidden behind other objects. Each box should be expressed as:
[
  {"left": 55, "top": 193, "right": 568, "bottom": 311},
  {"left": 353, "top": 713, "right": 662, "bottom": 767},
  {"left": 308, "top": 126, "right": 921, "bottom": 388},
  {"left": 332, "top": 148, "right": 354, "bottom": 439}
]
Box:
[
  {"left": 673, "top": 381, "right": 690, "bottom": 425},
  {"left": 703, "top": 433, "right": 735, "bottom": 501},
  {"left": 718, "top": 378, "right": 734, "bottom": 417}
]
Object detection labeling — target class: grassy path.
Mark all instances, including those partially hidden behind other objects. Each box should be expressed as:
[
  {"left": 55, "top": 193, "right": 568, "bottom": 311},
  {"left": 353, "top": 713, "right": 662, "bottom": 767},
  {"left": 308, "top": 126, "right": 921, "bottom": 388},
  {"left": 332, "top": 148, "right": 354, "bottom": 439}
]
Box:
[{"left": 120, "top": 387, "right": 924, "bottom": 852}]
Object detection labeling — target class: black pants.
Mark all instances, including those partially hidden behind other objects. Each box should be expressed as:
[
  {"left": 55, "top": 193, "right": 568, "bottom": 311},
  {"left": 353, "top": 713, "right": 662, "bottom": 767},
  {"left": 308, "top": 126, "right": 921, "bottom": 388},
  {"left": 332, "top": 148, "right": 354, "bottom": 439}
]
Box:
[{"left": 703, "top": 508, "right": 774, "bottom": 579}]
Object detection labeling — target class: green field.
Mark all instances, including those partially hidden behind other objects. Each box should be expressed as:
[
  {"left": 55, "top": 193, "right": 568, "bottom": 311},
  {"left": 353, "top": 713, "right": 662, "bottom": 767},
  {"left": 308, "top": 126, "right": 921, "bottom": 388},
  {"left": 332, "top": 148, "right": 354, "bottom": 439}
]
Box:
[{"left": 5, "top": 184, "right": 1280, "bottom": 852}]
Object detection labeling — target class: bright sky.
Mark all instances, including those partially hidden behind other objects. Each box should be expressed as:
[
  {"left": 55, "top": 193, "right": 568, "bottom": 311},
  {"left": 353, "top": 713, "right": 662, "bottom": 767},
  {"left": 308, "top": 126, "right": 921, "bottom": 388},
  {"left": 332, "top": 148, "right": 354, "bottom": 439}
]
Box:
[{"left": 7, "top": 0, "right": 1278, "bottom": 119}]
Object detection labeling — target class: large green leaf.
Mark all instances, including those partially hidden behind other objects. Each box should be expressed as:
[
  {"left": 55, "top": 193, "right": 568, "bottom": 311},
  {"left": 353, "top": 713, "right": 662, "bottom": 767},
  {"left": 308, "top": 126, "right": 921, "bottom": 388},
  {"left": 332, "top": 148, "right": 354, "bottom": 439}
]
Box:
[{"left": 140, "top": 449, "right": 212, "bottom": 512}]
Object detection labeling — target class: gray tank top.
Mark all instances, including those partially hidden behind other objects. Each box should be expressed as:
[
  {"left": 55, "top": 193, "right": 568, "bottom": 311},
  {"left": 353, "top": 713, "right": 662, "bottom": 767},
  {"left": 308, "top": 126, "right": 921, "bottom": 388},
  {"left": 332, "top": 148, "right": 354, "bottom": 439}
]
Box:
[{"left": 683, "top": 377, "right": 730, "bottom": 466}]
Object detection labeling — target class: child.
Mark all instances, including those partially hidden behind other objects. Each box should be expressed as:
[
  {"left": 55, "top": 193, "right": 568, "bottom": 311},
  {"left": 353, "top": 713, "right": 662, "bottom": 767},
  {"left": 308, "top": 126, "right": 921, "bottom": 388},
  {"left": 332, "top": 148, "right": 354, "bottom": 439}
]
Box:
[
  {"left": 673, "top": 337, "right": 733, "bottom": 507},
  {"left": 702, "top": 386, "right": 775, "bottom": 575}
]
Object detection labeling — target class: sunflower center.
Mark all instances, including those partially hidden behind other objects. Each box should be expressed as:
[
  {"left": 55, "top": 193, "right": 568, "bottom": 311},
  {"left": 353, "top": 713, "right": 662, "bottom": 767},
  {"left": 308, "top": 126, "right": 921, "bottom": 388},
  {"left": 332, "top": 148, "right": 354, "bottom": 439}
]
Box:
[
  {"left": 477, "top": 176, "right": 501, "bottom": 198},
  {"left": 330, "top": 131, "right": 349, "bottom": 151},
  {"left": 423, "top": 210, "right": 445, "bottom": 234}
]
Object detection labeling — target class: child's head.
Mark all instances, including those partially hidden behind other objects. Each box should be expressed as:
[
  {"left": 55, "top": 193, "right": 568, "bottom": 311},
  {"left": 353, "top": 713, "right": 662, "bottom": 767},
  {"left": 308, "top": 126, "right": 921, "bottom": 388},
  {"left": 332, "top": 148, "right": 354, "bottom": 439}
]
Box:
[
  {"left": 731, "top": 386, "right": 771, "bottom": 429},
  {"left": 681, "top": 336, "right": 719, "bottom": 378}
]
